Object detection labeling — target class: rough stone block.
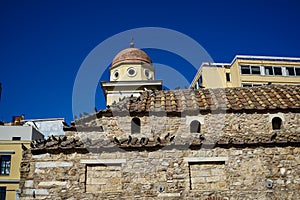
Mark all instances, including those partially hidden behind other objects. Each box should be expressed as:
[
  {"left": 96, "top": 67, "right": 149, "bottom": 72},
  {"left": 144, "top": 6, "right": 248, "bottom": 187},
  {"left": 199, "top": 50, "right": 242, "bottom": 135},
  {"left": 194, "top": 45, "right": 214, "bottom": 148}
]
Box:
[
  {"left": 23, "top": 189, "right": 49, "bottom": 195},
  {"left": 35, "top": 161, "right": 73, "bottom": 168},
  {"left": 38, "top": 181, "right": 67, "bottom": 188},
  {"left": 24, "top": 180, "right": 33, "bottom": 188}
]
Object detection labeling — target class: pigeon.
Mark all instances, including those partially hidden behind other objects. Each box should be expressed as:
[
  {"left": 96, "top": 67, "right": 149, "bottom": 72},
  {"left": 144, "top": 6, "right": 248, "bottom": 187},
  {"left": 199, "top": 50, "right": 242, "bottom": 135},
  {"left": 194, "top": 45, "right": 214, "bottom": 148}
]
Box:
[
  {"left": 271, "top": 133, "right": 277, "bottom": 141},
  {"left": 199, "top": 134, "right": 205, "bottom": 141},
  {"left": 113, "top": 137, "right": 120, "bottom": 145},
  {"left": 127, "top": 135, "right": 132, "bottom": 144},
  {"left": 22, "top": 143, "right": 28, "bottom": 151},
  {"left": 164, "top": 132, "right": 170, "bottom": 140},
  {"left": 61, "top": 135, "right": 67, "bottom": 141},
  {"left": 30, "top": 141, "right": 35, "bottom": 148},
  {"left": 140, "top": 137, "right": 149, "bottom": 145},
  {"left": 144, "top": 137, "right": 149, "bottom": 145},
  {"left": 156, "top": 136, "right": 161, "bottom": 144},
  {"left": 62, "top": 121, "right": 69, "bottom": 126},
  {"left": 51, "top": 135, "right": 58, "bottom": 141},
  {"left": 170, "top": 135, "right": 175, "bottom": 142},
  {"left": 131, "top": 137, "right": 138, "bottom": 145}
]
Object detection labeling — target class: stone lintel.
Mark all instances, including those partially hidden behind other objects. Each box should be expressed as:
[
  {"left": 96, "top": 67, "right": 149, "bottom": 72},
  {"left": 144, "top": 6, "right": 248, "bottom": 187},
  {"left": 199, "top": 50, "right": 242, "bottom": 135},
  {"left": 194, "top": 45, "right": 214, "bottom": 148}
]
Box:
[
  {"left": 80, "top": 159, "right": 126, "bottom": 164},
  {"left": 35, "top": 161, "right": 73, "bottom": 168},
  {"left": 158, "top": 193, "right": 181, "bottom": 197},
  {"left": 183, "top": 157, "right": 228, "bottom": 163}
]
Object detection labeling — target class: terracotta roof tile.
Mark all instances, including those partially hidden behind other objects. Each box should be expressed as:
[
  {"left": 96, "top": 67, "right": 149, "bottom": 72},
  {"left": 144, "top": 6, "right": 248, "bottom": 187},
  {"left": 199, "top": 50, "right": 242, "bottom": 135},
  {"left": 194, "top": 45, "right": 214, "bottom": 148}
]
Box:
[{"left": 108, "top": 85, "right": 300, "bottom": 113}]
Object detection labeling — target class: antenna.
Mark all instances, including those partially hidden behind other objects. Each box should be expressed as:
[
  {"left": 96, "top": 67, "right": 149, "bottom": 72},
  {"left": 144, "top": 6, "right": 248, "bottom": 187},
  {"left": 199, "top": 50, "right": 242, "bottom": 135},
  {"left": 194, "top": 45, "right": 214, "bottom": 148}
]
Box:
[{"left": 130, "top": 37, "right": 134, "bottom": 48}]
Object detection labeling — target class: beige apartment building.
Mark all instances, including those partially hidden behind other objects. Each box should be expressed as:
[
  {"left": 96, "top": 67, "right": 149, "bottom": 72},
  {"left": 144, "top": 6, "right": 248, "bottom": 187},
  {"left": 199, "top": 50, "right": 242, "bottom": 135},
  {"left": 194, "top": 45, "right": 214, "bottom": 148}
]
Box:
[
  {"left": 190, "top": 55, "right": 300, "bottom": 89},
  {"left": 0, "top": 124, "right": 43, "bottom": 200}
]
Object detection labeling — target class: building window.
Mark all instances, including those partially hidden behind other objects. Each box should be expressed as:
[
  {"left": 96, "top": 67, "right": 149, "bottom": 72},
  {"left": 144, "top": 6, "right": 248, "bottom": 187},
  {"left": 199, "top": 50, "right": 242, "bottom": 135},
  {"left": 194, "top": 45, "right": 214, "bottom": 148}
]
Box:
[
  {"left": 131, "top": 117, "right": 141, "bottom": 134},
  {"left": 0, "top": 155, "right": 11, "bottom": 175},
  {"left": 251, "top": 66, "right": 261, "bottom": 74},
  {"left": 190, "top": 120, "right": 201, "bottom": 133},
  {"left": 241, "top": 65, "right": 262, "bottom": 75},
  {"left": 241, "top": 65, "right": 251, "bottom": 74},
  {"left": 144, "top": 69, "right": 152, "bottom": 79},
  {"left": 127, "top": 67, "right": 137, "bottom": 77},
  {"left": 0, "top": 187, "right": 6, "bottom": 200},
  {"left": 273, "top": 67, "right": 282, "bottom": 75},
  {"left": 272, "top": 117, "right": 282, "bottom": 130},
  {"left": 199, "top": 75, "right": 203, "bottom": 84},
  {"left": 264, "top": 66, "right": 284, "bottom": 76},
  {"left": 296, "top": 68, "right": 300, "bottom": 76},
  {"left": 242, "top": 83, "right": 262, "bottom": 87},
  {"left": 264, "top": 66, "right": 273, "bottom": 75},
  {"left": 12, "top": 136, "right": 21, "bottom": 140},
  {"left": 226, "top": 73, "right": 231, "bottom": 82},
  {"left": 113, "top": 70, "right": 119, "bottom": 80},
  {"left": 286, "top": 67, "right": 295, "bottom": 76}
]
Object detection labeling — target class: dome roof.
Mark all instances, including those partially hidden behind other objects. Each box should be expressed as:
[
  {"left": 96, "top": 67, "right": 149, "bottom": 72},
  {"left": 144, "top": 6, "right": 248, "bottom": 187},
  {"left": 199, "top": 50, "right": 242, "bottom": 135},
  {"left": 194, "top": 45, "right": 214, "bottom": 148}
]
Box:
[{"left": 112, "top": 47, "right": 152, "bottom": 68}]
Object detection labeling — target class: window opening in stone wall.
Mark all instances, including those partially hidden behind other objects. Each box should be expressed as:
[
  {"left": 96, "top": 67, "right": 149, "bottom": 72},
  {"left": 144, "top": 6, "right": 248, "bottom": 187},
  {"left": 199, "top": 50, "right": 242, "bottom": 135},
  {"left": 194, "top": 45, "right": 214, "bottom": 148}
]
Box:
[
  {"left": 189, "top": 161, "right": 226, "bottom": 191},
  {"left": 190, "top": 120, "right": 201, "bottom": 133},
  {"left": 0, "top": 187, "right": 6, "bottom": 200},
  {"left": 272, "top": 117, "right": 282, "bottom": 130},
  {"left": 0, "top": 155, "right": 11, "bottom": 175},
  {"left": 131, "top": 117, "right": 141, "bottom": 134}
]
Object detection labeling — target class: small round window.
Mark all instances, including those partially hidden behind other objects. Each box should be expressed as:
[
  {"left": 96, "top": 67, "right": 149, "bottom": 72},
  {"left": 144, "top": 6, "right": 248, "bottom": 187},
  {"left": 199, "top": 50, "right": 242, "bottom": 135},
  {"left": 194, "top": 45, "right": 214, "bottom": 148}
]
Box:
[
  {"left": 144, "top": 69, "right": 150, "bottom": 79},
  {"left": 113, "top": 70, "right": 119, "bottom": 79},
  {"left": 127, "top": 67, "right": 137, "bottom": 77}
]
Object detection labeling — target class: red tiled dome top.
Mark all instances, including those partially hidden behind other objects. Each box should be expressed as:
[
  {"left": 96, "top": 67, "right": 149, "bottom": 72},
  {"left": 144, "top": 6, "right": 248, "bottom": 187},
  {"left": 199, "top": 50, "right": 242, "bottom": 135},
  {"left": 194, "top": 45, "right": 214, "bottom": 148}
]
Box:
[{"left": 112, "top": 47, "right": 152, "bottom": 68}]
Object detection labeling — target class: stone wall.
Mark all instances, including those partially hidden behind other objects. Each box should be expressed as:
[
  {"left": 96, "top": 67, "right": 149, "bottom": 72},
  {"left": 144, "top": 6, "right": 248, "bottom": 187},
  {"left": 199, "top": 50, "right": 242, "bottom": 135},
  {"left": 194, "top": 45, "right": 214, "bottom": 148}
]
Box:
[
  {"left": 19, "top": 110, "right": 300, "bottom": 199},
  {"left": 75, "top": 111, "right": 300, "bottom": 144},
  {"left": 20, "top": 145, "right": 300, "bottom": 199}
]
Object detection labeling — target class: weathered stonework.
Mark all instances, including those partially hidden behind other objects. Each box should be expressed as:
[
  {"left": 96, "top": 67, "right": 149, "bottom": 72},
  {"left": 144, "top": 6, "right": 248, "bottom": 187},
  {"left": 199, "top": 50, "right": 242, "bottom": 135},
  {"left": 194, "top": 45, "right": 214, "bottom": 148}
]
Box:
[
  {"left": 20, "top": 145, "right": 300, "bottom": 199},
  {"left": 19, "top": 85, "right": 300, "bottom": 199}
]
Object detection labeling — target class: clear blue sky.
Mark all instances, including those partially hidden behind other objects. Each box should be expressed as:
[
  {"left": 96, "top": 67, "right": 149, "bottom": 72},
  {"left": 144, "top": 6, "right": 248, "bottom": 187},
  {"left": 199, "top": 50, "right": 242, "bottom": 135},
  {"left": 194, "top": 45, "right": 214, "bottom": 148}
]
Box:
[{"left": 0, "top": 0, "right": 299, "bottom": 123}]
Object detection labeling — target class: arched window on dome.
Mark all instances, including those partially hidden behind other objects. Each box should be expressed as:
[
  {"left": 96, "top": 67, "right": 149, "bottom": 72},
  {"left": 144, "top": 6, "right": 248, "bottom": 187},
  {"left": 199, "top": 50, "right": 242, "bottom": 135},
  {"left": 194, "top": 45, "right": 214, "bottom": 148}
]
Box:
[
  {"left": 190, "top": 120, "right": 201, "bottom": 133},
  {"left": 272, "top": 117, "right": 282, "bottom": 130},
  {"left": 131, "top": 117, "right": 141, "bottom": 134}
]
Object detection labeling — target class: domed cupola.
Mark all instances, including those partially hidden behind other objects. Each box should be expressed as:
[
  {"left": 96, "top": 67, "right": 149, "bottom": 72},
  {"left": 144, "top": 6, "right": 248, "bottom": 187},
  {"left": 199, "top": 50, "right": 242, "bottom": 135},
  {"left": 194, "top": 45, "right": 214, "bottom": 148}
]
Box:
[
  {"left": 109, "top": 42, "right": 155, "bottom": 82},
  {"left": 101, "top": 40, "right": 162, "bottom": 106},
  {"left": 111, "top": 48, "right": 152, "bottom": 68}
]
